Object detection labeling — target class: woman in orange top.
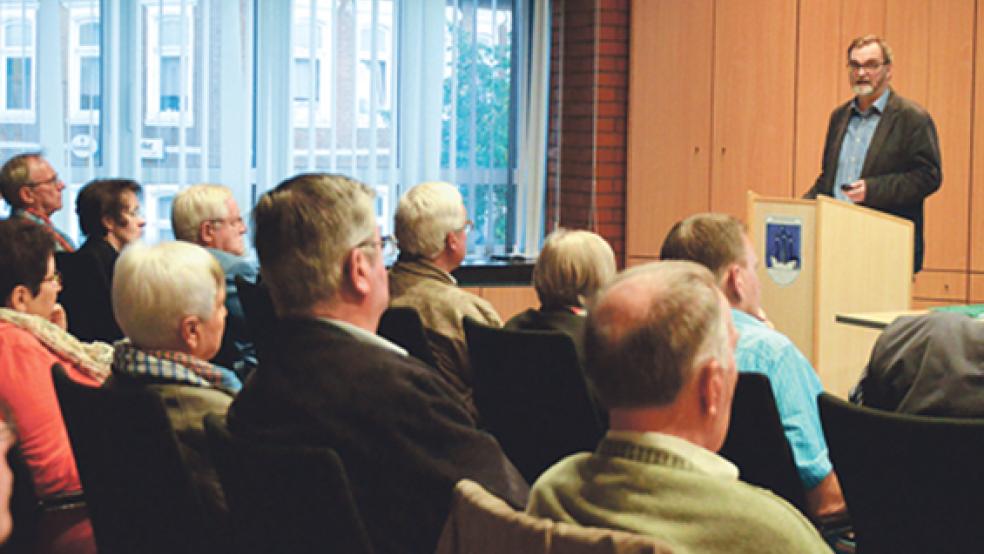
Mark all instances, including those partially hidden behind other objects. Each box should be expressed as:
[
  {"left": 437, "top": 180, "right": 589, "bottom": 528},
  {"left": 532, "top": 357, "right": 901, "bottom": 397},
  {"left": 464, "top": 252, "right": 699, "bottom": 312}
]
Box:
[{"left": 0, "top": 218, "right": 110, "bottom": 554}]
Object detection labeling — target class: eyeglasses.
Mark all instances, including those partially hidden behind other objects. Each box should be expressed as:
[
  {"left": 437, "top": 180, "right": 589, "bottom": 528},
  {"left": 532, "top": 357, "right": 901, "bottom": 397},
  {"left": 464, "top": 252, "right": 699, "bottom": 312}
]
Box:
[
  {"left": 847, "top": 60, "right": 886, "bottom": 73},
  {"left": 27, "top": 174, "right": 61, "bottom": 188},
  {"left": 356, "top": 234, "right": 396, "bottom": 257},
  {"left": 458, "top": 219, "right": 474, "bottom": 234},
  {"left": 42, "top": 271, "right": 62, "bottom": 286},
  {"left": 123, "top": 206, "right": 143, "bottom": 218},
  {"left": 209, "top": 216, "right": 245, "bottom": 229}
]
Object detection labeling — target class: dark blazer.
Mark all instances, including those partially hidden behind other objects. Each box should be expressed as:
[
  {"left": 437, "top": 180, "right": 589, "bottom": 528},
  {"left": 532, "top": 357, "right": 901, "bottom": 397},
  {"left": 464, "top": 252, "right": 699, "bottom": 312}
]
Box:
[
  {"left": 58, "top": 238, "right": 123, "bottom": 343},
  {"left": 505, "top": 307, "right": 587, "bottom": 367},
  {"left": 805, "top": 90, "right": 942, "bottom": 273},
  {"left": 226, "top": 317, "right": 528, "bottom": 554}
]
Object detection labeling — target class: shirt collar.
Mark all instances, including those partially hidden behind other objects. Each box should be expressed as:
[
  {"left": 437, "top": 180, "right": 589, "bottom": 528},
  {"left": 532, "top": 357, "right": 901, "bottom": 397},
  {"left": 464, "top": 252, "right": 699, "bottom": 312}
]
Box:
[
  {"left": 730, "top": 307, "right": 766, "bottom": 329},
  {"left": 318, "top": 317, "right": 408, "bottom": 357},
  {"left": 606, "top": 430, "right": 739, "bottom": 479}
]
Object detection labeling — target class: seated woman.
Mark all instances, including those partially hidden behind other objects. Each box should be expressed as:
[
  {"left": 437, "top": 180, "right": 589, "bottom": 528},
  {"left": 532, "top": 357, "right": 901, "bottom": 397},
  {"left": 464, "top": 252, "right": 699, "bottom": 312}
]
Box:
[
  {"left": 60, "top": 178, "right": 145, "bottom": 343},
  {"left": 505, "top": 228, "right": 616, "bottom": 364},
  {"left": 0, "top": 218, "right": 111, "bottom": 554},
  {"left": 108, "top": 241, "right": 241, "bottom": 522}
]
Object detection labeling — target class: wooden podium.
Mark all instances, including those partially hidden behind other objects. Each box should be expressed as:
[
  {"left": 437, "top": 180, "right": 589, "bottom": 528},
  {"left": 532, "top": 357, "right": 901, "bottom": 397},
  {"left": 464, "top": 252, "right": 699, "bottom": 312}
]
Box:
[{"left": 747, "top": 193, "right": 913, "bottom": 397}]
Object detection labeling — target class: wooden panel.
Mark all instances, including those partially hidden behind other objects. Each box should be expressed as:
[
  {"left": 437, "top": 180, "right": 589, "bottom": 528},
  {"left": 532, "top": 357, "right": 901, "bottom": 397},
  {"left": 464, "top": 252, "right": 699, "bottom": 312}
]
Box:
[
  {"left": 968, "top": 274, "right": 984, "bottom": 302},
  {"left": 794, "top": 0, "right": 844, "bottom": 196},
  {"left": 921, "top": 0, "right": 973, "bottom": 271},
  {"left": 711, "top": 0, "right": 797, "bottom": 219},
  {"left": 885, "top": 0, "right": 930, "bottom": 105},
  {"left": 841, "top": 0, "right": 886, "bottom": 43},
  {"left": 970, "top": 2, "right": 984, "bottom": 272},
  {"left": 625, "top": 0, "right": 712, "bottom": 257},
  {"left": 626, "top": 256, "right": 658, "bottom": 268},
  {"left": 478, "top": 286, "right": 539, "bottom": 322},
  {"left": 911, "top": 299, "right": 963, "bottom": 309},
  {"left": 911, "top": 270, "right": 968, "bottom": 301}
]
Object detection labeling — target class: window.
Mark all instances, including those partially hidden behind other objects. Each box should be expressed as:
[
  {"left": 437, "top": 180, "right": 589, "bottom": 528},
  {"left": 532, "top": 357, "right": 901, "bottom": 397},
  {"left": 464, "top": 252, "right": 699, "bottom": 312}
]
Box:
[
  {"left": 144, "top": 2, "right": 195, "bottom": 125},
  {"left": 0, "top": 1, "right": 547, "bottom": 257},
  {"left": 69, "top": 9, "right": 101, "bottom": 122},
  {"left": 0, "top": 11, "right": 35, "bottom": 122}
]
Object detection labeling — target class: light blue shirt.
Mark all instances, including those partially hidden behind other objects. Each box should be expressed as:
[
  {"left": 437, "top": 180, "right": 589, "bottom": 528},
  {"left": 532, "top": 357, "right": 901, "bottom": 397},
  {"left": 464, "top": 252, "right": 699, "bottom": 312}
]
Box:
[
  {"left": 834, "top": 88, "right": 891, "bottom": 202},
  {"left": 731, "top": 308, "right": 832, "bottom": 489}
]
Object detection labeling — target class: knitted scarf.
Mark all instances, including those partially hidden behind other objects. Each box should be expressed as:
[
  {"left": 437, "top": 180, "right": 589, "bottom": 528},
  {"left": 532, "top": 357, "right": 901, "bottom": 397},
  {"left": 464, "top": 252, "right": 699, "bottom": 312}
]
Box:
[{"left": 0, "top": 308, "right": 111, "bottom": 382}]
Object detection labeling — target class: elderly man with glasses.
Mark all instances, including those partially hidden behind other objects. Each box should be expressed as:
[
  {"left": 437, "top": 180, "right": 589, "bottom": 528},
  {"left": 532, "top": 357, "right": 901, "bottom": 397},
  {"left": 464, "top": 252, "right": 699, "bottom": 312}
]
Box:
[
  {"left": 805, "top": 34, "right": 942, "bottom": 273},
  {"left": 0, "top": 153, "right": 75, "bottom": 253},
  {"left": 388, "top": 181, "right": 501, "bottom": 419}
]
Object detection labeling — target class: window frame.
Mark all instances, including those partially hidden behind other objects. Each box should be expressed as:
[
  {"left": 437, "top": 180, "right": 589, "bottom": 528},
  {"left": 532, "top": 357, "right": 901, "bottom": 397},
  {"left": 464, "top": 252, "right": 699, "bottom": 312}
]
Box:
[
  {"left": 0, "top": 8, "right": 37, "bottom": 123},
  {"left": 68, "top": 6, "right": 101, "bottom": 123},
  {"left": 143, "top": 0, "right": 196, "bottom": 127}
]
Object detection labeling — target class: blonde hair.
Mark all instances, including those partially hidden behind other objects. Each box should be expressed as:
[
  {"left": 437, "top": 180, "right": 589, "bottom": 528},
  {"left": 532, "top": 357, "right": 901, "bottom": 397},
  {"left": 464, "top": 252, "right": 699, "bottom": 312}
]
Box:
[
  {"left": 112, "top": 241, "right": 223, "bottom": 351},
  {"left": 534, "top": 228, "right": 616, "bottom": 309},
  {"left": 253, "top": 173, "right": 376, "bottom": 317},
  {"left": 394, "top": 181, "right": 466, "bottom": 259},
  {"left": 171, "top": 184, "right": 234, "bottom": 243}
]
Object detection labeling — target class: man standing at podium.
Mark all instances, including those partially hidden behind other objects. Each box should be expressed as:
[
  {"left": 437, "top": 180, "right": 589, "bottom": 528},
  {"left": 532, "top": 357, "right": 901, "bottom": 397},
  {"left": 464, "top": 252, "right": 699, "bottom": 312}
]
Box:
[{"left": 804, "top": 35, "right": 941, "bottom": 273}]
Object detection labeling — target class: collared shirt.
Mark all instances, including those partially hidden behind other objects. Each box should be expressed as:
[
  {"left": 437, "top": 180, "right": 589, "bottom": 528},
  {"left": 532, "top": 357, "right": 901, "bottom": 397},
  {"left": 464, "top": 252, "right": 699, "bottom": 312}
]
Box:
[
  {"left": 606, "top": 430, "right": 739, "bottom": 480},
  {"left": 13, "top": 209, "right": 76, "bottom": 252},
  {"left": 317, "top": 317, "right": 408, "bottom": 357},
  {"left": 731, "top": 308, "right": 831, "bottom": 489},
  {"left": 834, "top": 88, "right": 891, "bottom": 202}
]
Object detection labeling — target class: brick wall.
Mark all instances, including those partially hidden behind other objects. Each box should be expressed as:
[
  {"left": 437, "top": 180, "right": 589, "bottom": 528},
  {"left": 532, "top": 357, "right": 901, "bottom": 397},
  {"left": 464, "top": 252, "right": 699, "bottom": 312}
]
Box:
[{"left": 546, "top": 0, "right": 629, "bottom": 265}]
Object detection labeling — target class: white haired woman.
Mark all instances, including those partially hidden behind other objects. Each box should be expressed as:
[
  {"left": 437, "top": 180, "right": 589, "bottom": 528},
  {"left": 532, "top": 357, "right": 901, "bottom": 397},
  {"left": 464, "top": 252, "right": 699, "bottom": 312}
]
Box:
[{"left": 109, "top": 241, "right": 241, "bottom": 523}]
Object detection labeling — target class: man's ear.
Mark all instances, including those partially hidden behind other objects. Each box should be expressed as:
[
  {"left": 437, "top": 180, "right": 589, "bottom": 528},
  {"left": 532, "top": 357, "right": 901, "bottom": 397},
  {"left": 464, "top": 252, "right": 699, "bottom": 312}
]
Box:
[
  {"left": 345, "top": 247, "right": 373, "bottom": 297},
  {"left": 696, "top": 360, "right": 724, "bottom": 418},
  {"left": 179, "top": 315, "right": 201, "bottom": 353},
  {"left": 17, "top": 186, "right": 34, "bottom": 208},
  {"left": 5, "top": 286, "right": 31, "bottom": 312},
  {"left": 198, "top": 221, "right": 215, "bottom": 247},
  {"left": 723, "top": 263, "right": 743, "bottom": 304}
]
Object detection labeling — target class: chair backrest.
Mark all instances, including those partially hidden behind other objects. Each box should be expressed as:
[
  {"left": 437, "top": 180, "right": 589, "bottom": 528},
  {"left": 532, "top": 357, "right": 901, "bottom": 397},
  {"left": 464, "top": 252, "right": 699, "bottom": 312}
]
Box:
[
  {"left": 233, "top": 275, "right": 276, "bottom": 351},
  {"left": 52, "top": 364, "right": 218, "bottom": 554},
  {"left": 377, "top": 306, "right": 438, "bottom": 367},
  {"left": 718, "top": 372, "right": 808, "bottom": 515},
  {"left": 203, "top": 413, "right": 373, "bottom": 554},
  {"left": 435, "top": 479, "right": 675, "bottom": 554},
  {"left": 819, "top": 393, "right": 984, "bottom": 554},
  {"left": 0, "top": 446, "right": 39, "bottom": 554},
  {"left": 463, "top": 318, "right": 604, "bottom": 483}
]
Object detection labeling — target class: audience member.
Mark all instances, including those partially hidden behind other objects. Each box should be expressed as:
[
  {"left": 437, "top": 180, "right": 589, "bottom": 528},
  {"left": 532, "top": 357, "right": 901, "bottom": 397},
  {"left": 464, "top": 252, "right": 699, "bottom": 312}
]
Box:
[
  {"left": 0, "top": 153, "right": 75, "bottom": 252},
  {"left": 526, "top": 261, "right": 830, "bottom": 553},
  {"left": 227, "top": 173, "right": 528, "bottom": 554},
  {"left": 108, "top": 241, "right": 240, "bottom": 522},
  {"left": 60, "top": 179, "right": 145, "bottom": 343},
  {"left": 389, "top": 181, "right": 500, "bottom": 417},
  {"left": 659, "top": 212, "right": 847, "bottom": 521},
  {"left": 0, "top": 219, "right": 110, "bottom": 554},
  {"left": 852, "top": 311, "right": 984, "bottom": 416},
  {"left": 0, "top": 413, "right": 13, "bottom": 546},
  {"left": 505, "top": 228, "right": 616, "bottom": 365},
  {"left": 172, "top": 184, "right": 258, "bottom": 375}
]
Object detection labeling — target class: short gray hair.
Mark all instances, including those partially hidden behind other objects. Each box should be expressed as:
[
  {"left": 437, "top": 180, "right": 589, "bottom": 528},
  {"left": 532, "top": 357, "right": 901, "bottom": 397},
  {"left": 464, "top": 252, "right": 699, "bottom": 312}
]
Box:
[
  {"left": 112, "top": 241, "right": 224, "bottom": 351},
  {"left": 394, "top": 181, "right": 466, "bottom": 259},
  {"left": 171, "top": 183, "right": 234, "bottom": 243},
  {"left": 585, "top": 261, "right": 730, "bottom": 409},
  {"left": 0, "top": 152, "right": 41, "bottom": 209},
  {"left": 253, "top": 173, "right": 376, "bottom": 317},
  {"left": 534, "top": 228, "right": 616, "bottom": 309}
]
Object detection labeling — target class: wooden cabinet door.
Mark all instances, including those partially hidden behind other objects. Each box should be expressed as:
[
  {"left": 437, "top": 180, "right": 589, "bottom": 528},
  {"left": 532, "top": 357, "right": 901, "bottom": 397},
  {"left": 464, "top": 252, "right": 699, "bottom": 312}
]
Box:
[{"left": 625, "top": 0, "right": 712, "bottom": 258}]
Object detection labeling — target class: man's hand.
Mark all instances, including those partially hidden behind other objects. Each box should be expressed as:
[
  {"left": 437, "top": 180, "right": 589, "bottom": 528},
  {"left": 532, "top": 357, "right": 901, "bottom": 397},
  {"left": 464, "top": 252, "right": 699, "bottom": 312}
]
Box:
[
  {"left": 49, "top": 304, "right": 68, "bottom": 331},
  {"left": 844, "top": 179, "right": 867, "bottom": 203}
]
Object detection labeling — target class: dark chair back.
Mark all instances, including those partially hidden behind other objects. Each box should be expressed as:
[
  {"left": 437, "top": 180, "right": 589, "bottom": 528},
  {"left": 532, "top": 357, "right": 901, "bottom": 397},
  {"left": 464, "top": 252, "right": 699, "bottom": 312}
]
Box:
[
  {"left": 378, "top": 307, "right": 438, "bottom": 367},
  {"left": 719, "top": 372, "right": 808, "bottom": 515},
  {"left": 0, "top": 446, "right": 39, "bottom": 554},
  {"left": 52, "top": 364, "right": 220, "bottom": 554},
  {"left": 233, "top": 275, "right": 276, "bottom": 354},
  {"left": 203, "top": 414, "right": 374, "bottom": 554},
  {"left": 463, "top": 318, "right": 604, "bottom": 483},
  {"left": 819, "top": 393, "right": 984, "bottom": 553}
]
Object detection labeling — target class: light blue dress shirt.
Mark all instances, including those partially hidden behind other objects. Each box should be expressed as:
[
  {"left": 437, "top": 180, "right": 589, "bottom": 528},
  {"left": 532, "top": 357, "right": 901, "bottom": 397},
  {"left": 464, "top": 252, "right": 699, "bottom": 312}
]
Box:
[
  {"left": 834, "top": 88, "right": 891, "bottom": 202},
  {"left": 732, "top": 308, "right": 832, "bottom": 489}
]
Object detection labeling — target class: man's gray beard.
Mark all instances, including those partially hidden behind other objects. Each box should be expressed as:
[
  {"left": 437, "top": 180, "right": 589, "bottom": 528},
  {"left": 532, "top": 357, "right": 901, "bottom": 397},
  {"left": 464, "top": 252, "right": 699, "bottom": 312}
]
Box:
[{"left": 853, "top": 84, "right": 874, "bottom": 96}]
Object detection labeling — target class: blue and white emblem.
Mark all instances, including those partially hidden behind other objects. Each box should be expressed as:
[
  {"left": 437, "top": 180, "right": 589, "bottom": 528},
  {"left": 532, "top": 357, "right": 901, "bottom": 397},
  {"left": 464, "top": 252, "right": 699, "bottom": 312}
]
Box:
[{"left": 764, "top": 216, "right": 802, "bottom": 287}]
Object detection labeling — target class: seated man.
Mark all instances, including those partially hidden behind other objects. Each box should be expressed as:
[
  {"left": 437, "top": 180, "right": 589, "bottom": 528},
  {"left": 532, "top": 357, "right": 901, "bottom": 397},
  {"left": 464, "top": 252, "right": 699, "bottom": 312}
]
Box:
[
  {"left": 389, "top": 181, "right": 500, "bottom": 416},
  {"left": 527, "top": 261, "right": 830, "bottom": 553},
  {"left": 227, "top": 173, "right": 528, "bottom": 554},
  {"left": 172, "top": 184, "right": 258, "bottom": 376},
  {"left": 108, "top": 241, "right": 240, "bottom": 522},
  {"left": 505, "top": 228, "right": 616, "bottom": 366},
  {"left": 0, "top": 153, "right": 75, "bottom": 252},
  {"left": 852, "top": 311, "right": 984, "bottom": 416},
  {"left": 659, "top": 213, "right": 846, "bottom": 521},
  {"left": 61, "top": 178, "right": 145, "bottom": 342}
]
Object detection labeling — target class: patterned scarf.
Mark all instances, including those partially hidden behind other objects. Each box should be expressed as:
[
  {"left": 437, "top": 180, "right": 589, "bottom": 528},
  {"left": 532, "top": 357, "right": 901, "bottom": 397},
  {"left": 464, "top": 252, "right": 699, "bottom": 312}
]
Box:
[
  {"left": 0, "top": 308, "right": 111, "bottom": 382},
  {"left": 112, "top": 340, "right": 241, "bottom": 395}
]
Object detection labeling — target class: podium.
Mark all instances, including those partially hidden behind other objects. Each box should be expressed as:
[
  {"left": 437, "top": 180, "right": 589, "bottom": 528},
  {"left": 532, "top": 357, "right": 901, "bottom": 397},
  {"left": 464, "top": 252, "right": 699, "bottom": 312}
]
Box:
[{"left": 747, "top": 193, "right": 913, "bottom": 397}]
